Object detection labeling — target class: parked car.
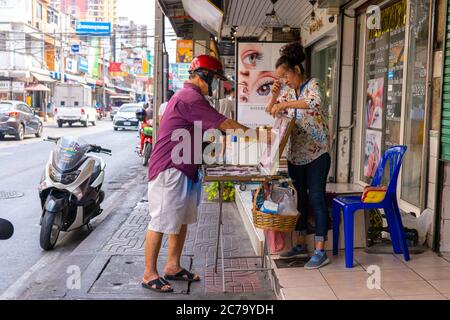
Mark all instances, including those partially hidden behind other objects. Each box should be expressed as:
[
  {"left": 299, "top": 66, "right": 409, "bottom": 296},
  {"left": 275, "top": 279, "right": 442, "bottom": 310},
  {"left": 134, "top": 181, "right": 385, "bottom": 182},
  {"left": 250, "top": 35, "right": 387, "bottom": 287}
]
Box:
[
  {"left": 0, "top": 100, "right": 43, "bottom": 140},
  {"left": 53, "top": 84, "right": 97, "bottom": 127},
  {"left": 113, "top": 103, "right": 141, "bottom": 131}
]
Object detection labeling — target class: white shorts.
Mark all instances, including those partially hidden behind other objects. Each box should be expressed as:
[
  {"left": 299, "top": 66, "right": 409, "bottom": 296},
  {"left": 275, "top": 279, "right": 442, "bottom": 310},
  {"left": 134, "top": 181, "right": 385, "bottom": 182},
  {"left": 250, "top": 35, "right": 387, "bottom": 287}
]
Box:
[{"left": 147, "top": 168, "right": 202, "bottom": 235}]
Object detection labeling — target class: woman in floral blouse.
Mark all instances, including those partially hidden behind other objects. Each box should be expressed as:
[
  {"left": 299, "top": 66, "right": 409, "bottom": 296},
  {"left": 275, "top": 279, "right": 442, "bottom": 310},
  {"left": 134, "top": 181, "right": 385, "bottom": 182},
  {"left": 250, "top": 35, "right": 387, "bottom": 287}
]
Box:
[{"left": 266, "top": 42, "right": 331, "bottom": 269}]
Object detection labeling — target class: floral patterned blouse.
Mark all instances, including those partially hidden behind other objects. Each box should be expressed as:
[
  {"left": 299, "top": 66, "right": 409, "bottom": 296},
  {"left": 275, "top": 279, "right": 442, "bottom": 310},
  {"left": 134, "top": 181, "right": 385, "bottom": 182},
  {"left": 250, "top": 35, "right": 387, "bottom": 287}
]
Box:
[{"left": 277, "top": 78, "right": 330, "bottom": 166}]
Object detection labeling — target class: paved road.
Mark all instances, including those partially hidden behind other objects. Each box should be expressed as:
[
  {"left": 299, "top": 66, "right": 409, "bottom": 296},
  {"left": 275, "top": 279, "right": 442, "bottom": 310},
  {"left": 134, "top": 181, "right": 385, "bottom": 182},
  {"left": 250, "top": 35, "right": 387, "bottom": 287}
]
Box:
[{"left": 0, "top": 119, "right": 144, "bottom": 295}]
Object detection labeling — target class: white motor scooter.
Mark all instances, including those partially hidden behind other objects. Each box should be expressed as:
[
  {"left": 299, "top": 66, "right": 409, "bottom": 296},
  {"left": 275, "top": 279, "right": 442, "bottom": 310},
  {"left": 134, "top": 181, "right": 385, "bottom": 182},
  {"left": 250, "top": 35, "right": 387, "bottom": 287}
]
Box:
[{"left": 38, "top": 136, "right": 111, "bottom": 250}]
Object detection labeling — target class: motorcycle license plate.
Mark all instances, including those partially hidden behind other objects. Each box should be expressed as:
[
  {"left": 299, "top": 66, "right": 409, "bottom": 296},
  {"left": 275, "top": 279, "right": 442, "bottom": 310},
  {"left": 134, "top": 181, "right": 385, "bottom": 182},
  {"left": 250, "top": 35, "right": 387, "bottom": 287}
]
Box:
[{"left": 124, "top": 121, "right": 131, "bottom": 126}]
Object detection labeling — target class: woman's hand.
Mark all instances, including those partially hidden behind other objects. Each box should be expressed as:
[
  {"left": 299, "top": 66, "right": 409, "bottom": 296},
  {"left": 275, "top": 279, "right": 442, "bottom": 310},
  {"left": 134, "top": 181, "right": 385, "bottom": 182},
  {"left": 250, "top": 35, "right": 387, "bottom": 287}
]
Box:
[
  {"left": 271, "top": 80, "right": 282, "bottom": 101},
  {"left": 270, "top": 102, "right": 289, "bottom": 117}
]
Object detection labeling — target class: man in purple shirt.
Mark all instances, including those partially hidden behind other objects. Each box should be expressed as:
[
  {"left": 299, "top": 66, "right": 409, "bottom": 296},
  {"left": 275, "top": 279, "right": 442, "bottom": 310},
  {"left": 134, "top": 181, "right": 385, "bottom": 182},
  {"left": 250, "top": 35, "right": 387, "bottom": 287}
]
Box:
[{"left": 142, "top": 55, "right": 252, "bottom": 293}]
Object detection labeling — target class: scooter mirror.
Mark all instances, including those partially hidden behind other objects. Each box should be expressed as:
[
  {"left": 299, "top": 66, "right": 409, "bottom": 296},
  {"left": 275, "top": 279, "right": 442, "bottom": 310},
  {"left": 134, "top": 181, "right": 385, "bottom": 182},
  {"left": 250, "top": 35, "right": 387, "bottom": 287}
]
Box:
[{"left": 0, "top": 218, "right": 14, "bottom": 240}]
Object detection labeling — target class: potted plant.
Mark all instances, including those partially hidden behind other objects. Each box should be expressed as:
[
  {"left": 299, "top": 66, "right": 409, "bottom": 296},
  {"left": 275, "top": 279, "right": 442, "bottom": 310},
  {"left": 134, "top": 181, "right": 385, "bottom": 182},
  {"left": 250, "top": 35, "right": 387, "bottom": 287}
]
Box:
[{"left": 205, "top": 182, "right": 236, "bottom": 202}]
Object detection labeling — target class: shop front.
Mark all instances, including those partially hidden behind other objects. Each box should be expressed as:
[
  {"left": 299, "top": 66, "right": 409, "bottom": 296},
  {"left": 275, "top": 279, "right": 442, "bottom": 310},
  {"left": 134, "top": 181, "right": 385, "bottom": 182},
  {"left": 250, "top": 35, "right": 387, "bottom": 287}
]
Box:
[
  {"left": 0, "top": 80, "right": 26, "bottom": 101},
  {"left": 302, "top": 5, "right": 339, "bottom": 182},
  {"left": 351, "top": 0, "right": 433, "bottom": 218}
]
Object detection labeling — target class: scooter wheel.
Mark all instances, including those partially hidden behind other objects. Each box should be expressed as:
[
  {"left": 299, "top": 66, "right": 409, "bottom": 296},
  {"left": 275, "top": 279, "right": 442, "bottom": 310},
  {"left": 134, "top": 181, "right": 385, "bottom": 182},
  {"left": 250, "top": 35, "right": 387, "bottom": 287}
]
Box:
[
  {"left": 142, "top": 143, "right": 152, "bottom": 166},
  {"left": 40, "top": 210, "right": 62, "bottom": 251}
]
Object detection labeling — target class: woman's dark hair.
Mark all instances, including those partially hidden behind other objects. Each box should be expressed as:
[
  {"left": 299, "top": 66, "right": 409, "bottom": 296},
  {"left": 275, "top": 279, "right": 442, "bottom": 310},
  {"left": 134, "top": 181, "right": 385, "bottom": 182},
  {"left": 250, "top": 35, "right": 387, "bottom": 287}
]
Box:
[{"left": 275, "top": 42, "right": 306, "bottom": 75}]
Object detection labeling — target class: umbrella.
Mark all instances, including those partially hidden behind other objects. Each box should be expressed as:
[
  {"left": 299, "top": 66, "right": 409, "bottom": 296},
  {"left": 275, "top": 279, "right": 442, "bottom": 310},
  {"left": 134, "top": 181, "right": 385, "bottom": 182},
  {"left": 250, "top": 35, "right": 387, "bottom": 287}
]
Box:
[{"left": 25, "top": 84, "right": 51, "bottom": 92}]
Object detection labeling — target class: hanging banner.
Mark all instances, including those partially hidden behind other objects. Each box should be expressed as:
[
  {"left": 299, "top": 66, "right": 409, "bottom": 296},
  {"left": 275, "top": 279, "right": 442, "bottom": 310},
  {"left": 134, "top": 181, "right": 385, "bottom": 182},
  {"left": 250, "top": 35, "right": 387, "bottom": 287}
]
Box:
[
  {"left": 76, "top": 21, "right": 111, "bottom": 36},
  {"left": 109, "top": 62, "right": 128, "bottom": 77},
  {"left": 236, "top": 42, "right": 287, "bottom": 128},
  {"left": 176, "top": 40, "right": 193, "bottom": 63}
]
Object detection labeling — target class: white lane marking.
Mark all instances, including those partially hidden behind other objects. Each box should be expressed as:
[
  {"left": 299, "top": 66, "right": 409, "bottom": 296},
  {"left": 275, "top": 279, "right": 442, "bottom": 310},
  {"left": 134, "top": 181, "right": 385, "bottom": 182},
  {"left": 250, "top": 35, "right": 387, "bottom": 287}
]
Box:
[
  {"left": 0, "top": 152, "right": 13, "bottom": 157},
  {"left": 0, "top": 175, "right": 141, "bottom": 299},
  {"left": 0, "top": 251, "right": 61, "bottom": 299}
]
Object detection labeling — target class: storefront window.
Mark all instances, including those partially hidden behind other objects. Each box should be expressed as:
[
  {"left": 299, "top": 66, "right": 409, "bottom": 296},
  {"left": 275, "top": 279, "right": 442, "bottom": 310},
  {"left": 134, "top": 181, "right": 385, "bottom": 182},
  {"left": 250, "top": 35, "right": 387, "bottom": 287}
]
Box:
[
  {"left": 361, "top": 0, "right": 407, "bottom": 184},
  {"left": 400, "top": 0, "right": 430, "bottom": 206},
  {"left": 312, "top": 43, "right": 337, "bottom": 180}
]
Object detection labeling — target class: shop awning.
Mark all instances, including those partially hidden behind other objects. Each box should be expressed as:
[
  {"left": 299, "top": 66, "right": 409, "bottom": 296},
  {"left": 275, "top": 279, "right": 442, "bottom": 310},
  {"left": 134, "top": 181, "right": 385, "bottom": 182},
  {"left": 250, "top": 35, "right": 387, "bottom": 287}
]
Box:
[
  {"left": 85, "top": 77, "right": 98, "bottom": 85},
  {"left": 25, "top": 84, "right": 51, "bottom": 92},
  {"left": 104, "top": 87, "right": 117, "bottom": 94},
  {"left": 158, "top": 0, "right": 194, "bottom": 38},
  {"left": 110, "top": 95, "right": 133, "bottom": 99},
  {"left": 31, "top": 72, "right": 55, "bottom": 83},
  {"left": 115, "top": 86, "right": 136, "bottom": 93},
  {"left": 65, "top": 74, "right": 87, "bottom": 84}
]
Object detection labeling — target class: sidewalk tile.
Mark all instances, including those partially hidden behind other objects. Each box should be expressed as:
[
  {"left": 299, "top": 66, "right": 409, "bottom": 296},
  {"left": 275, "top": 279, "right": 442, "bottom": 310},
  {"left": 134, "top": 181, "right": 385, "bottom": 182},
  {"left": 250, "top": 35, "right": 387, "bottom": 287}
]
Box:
[
  {"left": 400, "top": 255, "right": 450, "bottom": 269},
  {"left": 318, "top": 255, "right": 364, "bottom": 273},
  {"left": 329, "top": 282, "right": 390, "bottom": 300},
  {"left": 412, "top": 267, "right": 450, "bottom": 281},
  {"left": 277, "top": 272, "right": 328, "bottom": 288},
  {"left": 322, "top": 271, "right": 369, "bottom": 286},
  {"left": 428, "top": 280, "right": 450, "bottom": 294},
  {"left": 391, "top": 294, "right": 447, "bottom": 300},
  {"left": 381, "top": 280, "right": 441, "bottom": 297},
  {"left": 281, "top": 286, "right": 337, "bottom": 300},
  {"left": 378, "top": 269, "right": 423, "bottom": 282},
  {"left": 355, "top": 252, "right": 409, "bottom": 270}
]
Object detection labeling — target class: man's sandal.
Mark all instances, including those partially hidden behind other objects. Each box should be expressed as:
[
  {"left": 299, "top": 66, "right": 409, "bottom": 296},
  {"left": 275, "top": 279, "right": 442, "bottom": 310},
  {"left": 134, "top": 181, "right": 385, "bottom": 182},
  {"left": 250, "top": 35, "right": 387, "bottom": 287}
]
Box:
[
  {"left": 164, "top": 268, "right": 200, "bottom": 282},
  {"left": 141, "top": 277, "right": 174, "bottom": 293}
]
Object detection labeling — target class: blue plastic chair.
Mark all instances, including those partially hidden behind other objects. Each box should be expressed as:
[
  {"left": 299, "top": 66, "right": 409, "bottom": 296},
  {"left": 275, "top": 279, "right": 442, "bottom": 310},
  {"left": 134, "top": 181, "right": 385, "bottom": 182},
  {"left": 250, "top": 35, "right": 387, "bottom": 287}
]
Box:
[{"left": 332, "top": 145, "right": 410, "bottom": 268}]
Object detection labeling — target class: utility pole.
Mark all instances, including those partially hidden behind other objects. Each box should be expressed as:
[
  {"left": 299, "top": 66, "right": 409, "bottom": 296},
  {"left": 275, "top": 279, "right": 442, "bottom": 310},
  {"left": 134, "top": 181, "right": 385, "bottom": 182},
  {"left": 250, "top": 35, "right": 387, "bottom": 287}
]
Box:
[
  {"left": 153, "top": 1, "right": 164, "bottom": 145},
  {"left": 60, "top": 17, "right": 65, "bottom": 84},
  {"left": 102, "top": 44, "right": 106, "bottom": 108}
]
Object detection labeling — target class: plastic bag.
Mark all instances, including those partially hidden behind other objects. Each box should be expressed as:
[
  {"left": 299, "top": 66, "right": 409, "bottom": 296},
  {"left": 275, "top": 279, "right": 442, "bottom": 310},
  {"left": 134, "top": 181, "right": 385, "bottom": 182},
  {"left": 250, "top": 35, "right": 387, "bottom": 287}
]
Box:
[
  {"left": 265, "top": 230, "right": 286, "bottom": 253},
  {"left": 400, "top": 209, "right": 433, "bottom": 246},
  {"left": 278, "top": 193, "right": 299, "bottom": 216}
]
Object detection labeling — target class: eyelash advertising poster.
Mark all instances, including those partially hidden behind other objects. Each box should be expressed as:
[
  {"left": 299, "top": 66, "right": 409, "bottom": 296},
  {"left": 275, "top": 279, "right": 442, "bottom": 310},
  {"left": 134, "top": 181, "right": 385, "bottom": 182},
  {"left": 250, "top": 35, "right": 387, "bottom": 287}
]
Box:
[
  {"left": 237, "top": 42, "right": 287, "bottom": 128},
  {"left": 363, "top": 129, "right": 382, "bottom": 178}
]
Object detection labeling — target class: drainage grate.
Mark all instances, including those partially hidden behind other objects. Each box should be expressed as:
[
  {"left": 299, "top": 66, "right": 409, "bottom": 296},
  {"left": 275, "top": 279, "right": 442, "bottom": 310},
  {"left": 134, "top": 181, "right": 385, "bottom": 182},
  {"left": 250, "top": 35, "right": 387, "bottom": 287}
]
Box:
[
  {"left": 0, "top": 191, "right": 24, "bottom": 200},
  {"left": 273, "top": 257, "right": 309, "bottom": 269}
]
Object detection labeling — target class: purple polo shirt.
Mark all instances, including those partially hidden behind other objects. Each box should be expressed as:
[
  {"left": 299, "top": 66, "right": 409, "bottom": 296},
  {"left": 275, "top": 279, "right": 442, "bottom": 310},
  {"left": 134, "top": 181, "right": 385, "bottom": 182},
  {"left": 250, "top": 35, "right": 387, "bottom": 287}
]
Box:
[{"left": 148, "top": 83, "right": 227, "bottom": 182}]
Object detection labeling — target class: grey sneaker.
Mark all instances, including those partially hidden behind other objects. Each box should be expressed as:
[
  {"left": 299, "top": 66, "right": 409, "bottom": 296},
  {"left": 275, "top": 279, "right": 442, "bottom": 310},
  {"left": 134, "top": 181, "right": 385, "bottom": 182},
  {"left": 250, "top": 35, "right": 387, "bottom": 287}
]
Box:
[
  {"left": 304, "top": 250, "right": 330, "bottom": 270},
  {"left": 279, "top": 245, "right": 308, "bottom": 259}
]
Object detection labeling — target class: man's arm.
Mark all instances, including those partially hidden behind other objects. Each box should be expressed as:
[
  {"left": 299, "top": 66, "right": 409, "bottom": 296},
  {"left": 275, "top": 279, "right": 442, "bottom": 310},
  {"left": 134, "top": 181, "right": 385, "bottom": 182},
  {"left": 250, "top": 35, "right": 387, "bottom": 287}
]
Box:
[
  {"left": 218, "top": 118, "right": 250, "bottom": 133},
  {"left": 218, "top": 118, "right": 272, "bottom": 143}
]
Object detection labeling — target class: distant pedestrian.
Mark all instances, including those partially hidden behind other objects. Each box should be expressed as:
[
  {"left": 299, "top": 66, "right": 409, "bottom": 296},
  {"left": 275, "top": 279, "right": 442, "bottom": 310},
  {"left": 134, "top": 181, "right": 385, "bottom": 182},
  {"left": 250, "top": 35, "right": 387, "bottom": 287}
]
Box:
[{"left": 158, "top": 90, "right": 175, "bottom": 122}]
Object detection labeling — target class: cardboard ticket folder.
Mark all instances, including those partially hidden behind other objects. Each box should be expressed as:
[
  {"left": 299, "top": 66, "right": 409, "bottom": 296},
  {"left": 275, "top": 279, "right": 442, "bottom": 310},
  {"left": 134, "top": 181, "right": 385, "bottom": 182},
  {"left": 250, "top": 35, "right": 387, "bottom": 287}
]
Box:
[{"left": 203, "top": 115, "right": 295, "bottom": 182}]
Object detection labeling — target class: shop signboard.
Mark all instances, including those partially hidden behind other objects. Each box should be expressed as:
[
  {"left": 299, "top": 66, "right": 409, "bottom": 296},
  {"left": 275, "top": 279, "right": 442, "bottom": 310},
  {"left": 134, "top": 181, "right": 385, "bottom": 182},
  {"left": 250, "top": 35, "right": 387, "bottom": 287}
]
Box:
[
  {"left": 65, "top": 58, "right": 78, "bottom": 73},
  {"left": 75, "top": 21, "right": 111, "bottom": 36},
  {"left": 89, "top": 38, "right": 100, "bottom": 78},
  {"left": 0, "top": 81, "right": 10, "bottom": 92},
  {"left": 109, "top": 62, "right": 128, "bottom": 77},
  {"left": 176, "top": 40, "right": 193, "bottom": 63},
  {"left": 71, "top": 44, "right": 80, "bottom": 54},
  {"left": 301, "top": 7, "right": 337, "bottom": 47},
  {"left": 79, "top": 57, "right": 89, "bottom": 73},
  {"left": 170, "top": 63, "right": 190, "bottom": 91},
  {"left": 0, "top": 81, "right": 24, "bottom": 93},
  {"left": 236, "top": 42, "right": 287, "bottom": 128},
  {"left": 12, "top": 82, "right": 24, "bottom": 93}
]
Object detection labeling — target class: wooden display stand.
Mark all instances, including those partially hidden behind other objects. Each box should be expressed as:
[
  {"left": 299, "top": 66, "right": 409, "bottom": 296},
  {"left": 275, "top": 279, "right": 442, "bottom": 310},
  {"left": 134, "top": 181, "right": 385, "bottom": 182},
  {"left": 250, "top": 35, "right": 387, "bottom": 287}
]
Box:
[{"left": 202, "top": 116, "right": 295, "bottom": 292}]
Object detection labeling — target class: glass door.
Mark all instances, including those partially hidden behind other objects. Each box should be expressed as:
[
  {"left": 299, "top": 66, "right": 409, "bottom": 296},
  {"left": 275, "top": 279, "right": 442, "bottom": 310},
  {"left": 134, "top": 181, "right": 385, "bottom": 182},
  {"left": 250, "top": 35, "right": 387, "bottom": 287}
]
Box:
[
  {"left": 400, "top": 0, "right": 431, "bottom": 208},
  {"left": 311, "top": 42, "right": 338, "bottom": 181}
]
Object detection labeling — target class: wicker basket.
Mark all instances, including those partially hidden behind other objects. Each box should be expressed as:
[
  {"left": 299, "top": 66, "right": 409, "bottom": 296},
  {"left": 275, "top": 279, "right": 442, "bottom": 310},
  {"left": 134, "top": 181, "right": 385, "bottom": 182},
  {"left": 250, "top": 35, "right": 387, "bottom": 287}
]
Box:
[{"left": 252, "top": 182, "right": 300, "bottom": 232}]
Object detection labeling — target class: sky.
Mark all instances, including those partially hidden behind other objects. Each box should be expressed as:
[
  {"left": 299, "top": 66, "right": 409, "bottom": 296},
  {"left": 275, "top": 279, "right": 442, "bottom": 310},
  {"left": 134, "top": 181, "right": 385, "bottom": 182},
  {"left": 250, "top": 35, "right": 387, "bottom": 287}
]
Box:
[{"left": 117, "top": 0, "right": 177, "bottom": 63}]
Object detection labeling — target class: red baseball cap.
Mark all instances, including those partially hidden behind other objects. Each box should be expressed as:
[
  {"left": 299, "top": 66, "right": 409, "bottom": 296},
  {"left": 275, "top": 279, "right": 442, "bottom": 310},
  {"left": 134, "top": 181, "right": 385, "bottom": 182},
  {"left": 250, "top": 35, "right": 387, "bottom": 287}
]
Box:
[{"left": 189, "top": 55, "right": 228, "bottom": 81}]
